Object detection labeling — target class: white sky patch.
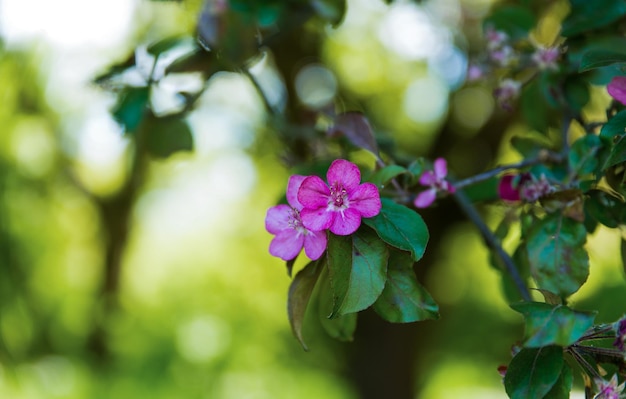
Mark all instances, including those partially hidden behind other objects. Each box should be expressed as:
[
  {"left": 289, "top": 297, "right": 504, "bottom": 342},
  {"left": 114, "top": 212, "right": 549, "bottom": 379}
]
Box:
[
  {"left": 0, "top": 0, "right": 137, "bottom": 50},
  {"left": 378, "top": 1, "right": 451, "bottom": 61}
]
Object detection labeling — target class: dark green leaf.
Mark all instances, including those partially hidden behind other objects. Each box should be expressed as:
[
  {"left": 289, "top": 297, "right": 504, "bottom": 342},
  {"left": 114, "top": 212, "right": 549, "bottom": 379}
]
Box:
[
  {"left": 147, "top": 36, "right": 195, "bottom": 56},
  {"left": 144, "top": 115, "right": 194, "bottom": 158},
  {"left": 504, "top": 346, "right": 563, "bottom": 399},
  {"left": 328, "top": 112, "right": 379, "bottom": 156},
  {"left": 363, "top": 198, "right": 429, "bottom": 261},
  {"left": 600, "top": 110, "right": 626, "bottom": 140},
  {"left": 462, "top": 176, "right": 500, "bottom": 203},
  {"left": 287, "top": 259, "right": 323, "bottom": 350},
  {"left": 510, "top": 302, "right": 596, "bottom": 347},
  {"left": 579, "top": 50, "right": 626, "bottom": 72},
  {"left": 564, "top": 79, "right": 589, "bottom": 113},
  {"left": 526, "top": 213, "right": 589, "bottom": 297},
  {"left": 112, "top": 87, "right": 150, "bottom": 134},
  {"left": 326, "top": 228, "right": 389, "bottom": 317},
  {"left": 543, "top": 362, "right": 573, "bottom": 399},
  {"left": 562, "top": 0, "right": 626, "bottom": 37},
  {"left": 317, "top": 266, "right": 357, "bottom": 341},
  {"left": 622, "top": 238, "right": 626, "bottom": 278},
  {"left": 521, "top": 80, "right": 553, "bottom": 134},
  {"left": 484, "top": 5, "right": 536, "bottom": 40},
  {"left": 367, "top": 165, "right": 406, "bottom": 189},
  {"left": 604, "top": 136, "right": 626, "bottom": 170},
  {"left": 511, "top": 134, "right": 553, "bottom": 158},
  {"left": 373, "top": 250, "right": 438, "bottom": 323},
  {"left": 584, "top": 189, "right": 625, "bottom": 228},
  {"left": 568, "top": 135, "right": 602, "bottom": 177}
]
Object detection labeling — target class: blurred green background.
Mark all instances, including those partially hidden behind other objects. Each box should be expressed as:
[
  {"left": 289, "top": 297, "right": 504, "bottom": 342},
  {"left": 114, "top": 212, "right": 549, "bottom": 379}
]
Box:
[{"left": 1, "top": 0, "right": 625, "bottom": 398}]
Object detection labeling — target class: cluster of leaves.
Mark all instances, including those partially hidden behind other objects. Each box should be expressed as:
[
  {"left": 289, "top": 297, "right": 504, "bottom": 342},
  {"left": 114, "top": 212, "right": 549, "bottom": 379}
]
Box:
[
  {"left": 94, "top": 0, "right": 626, "bottom": 397},
  {"left": 288, "top": 197, "right": 436, "bottom": 349}
]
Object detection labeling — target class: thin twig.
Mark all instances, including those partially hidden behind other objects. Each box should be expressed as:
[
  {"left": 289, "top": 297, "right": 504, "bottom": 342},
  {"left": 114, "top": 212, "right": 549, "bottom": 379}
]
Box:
[
  {"left": 452, "top": 189, "right": 532, "bottom": 301},
  {"left": 568, "top": 346, "right": 602, "bottom": 380},
  {"left": 453, "top": 151, "right": 562, "bottom": 190}
]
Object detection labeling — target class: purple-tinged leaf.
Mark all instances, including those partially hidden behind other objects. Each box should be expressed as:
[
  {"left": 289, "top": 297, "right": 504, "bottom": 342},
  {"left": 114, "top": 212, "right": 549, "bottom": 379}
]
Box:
[
  {"left": 510, "top": 302, "right": 596, "bottom": 347},
  {"left": 504, "top": 346, "right": 563, "bottom": 399},
  {"left": 526, "top": 213, "right": 589, "bottom": 297},
  {"left": 287, "top": 259, "right": 323, "bottom": 350},
  {"left": 328, "top": 112, "right": 379, "bottom": 156}
]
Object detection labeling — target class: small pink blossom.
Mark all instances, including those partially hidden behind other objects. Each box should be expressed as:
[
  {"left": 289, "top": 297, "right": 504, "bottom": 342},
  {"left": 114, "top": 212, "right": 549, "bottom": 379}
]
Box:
[
  {"left": 298, "top": 159, "right": 381, "bottom": 236},
  {"left": 265, "top": 175, "right": 328, "bottom": 261},
  {"left": 594, "top": 375, "right": 626, "bottom": 399},
  {"left": 485, "top": 26, "right": 509, "bottom": 51},
  {"left": 608, "top": 76, "right": 626, "bottom": 106},
  {"left": 532, "top": 46, "right": 560, "bottom": 70},
  {"left": 414, "top": 158, "right": 455, "bottom": 208},
  {"left": 494, "top": 79, "right": 521, "bottom": 111},
  {"left": 497, "top": 173, "right": 553, "bottom": 203},
  {"left": 490, "top": 45, "right": 516, "bottom": 67},
  {"left": 467, "top": 63, "right": 485, "bottom": 82}
]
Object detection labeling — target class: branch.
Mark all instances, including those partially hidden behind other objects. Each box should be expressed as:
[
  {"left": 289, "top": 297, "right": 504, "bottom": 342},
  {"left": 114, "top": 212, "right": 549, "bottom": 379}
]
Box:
[
  {"left": 453, "top": 150, "right": 562, "bottom": 190},
  {"left": 452, "top": 189, "right": 532, "bottom": 302}
]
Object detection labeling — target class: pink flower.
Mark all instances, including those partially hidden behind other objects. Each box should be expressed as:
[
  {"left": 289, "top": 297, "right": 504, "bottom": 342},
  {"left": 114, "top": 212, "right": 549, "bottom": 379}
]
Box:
[
  {"left": 265, "top": 175, "right": 328, "bottom": 261},
  {"left": 497, "top": 173, "right": 553, "bottom": 203},
  {"left": 498, "top": 174, "right": 522, "bottom": 201},
  {"left": 494, "top": 79, "right": 521, "bottom": 111},
  {"left": 414, "top": 158, "right": 455, "bottom": 208},
  {"left": 298, "top": 159, "right": 381, "bottom": 236},
  {"left": 608, "top": 76, "right": 626, "bottom": 106},
  {"left": 594, "top": 375, "right": 625, "bottom": 399},
  {"left": 532, "top": 46, "right": 560, "bottom": 70}
]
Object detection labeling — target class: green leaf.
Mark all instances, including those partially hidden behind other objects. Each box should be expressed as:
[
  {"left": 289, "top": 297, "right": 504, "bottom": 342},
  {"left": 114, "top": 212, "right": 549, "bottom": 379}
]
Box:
[
  {"left": 144, "top": 115, "right": 194, "bottom": 158},
  {"left": 317, "top": 266, "right": 357, "bottom": 341},
  {"left": 604, "top": 136, "right": 626, "bottom": 170},
  {"left": 363, "top": 198, "right": 429, "bottom": 261},
  {"left": 367, "top": 165, "right": 406, "bottom": 189},
  {"left": 562, "top": 0, "right": 626, "bottom": 37},
  {"left": 504, "top": 346, "right": 563, "bottom": 399},
  {"left": 287, "top": 259, "right": 323, "bottom": 350},
  {"left": 484, "top": 5, "right": 536, "bottom": 40},
  {"left": 462, "top": 176, "right": 500, "bottom": 203},
  {"left": 112, "top": 87, "right": 150, "bottom": 134},
  {"left": 521, "top": 80, "right": 553, "bottom": 134},
  {"left": 526, "top": 213, "right": 589, "bottom": 297},
  {"left": 579, "top": 50, "right": 626, "bottom": 72},
  {"left": 511, "top": 134, "right": 553, "bottom": 158},
  {"left": 373, "top": 250, "right": 438, "bottom": 323},
  {"left": 147, "top": 36, "right": 195, "bottom": 56},
  {"left": 543, "top": 362, "right": 573, "bottom": 399},
  {"left": 510, "top": 302, "right": 596, "bottom": 347},
  {"left": 568, "top": 135, "right": 602, "bottom": 177},
  {"left": 584, "top": 189, "right": 625, "bottom": 228},
  {"left": 326, "top": 228, "right": 389, "bottom": 317},
  {"left": 600, "top": 110, "right": 626, "bottom": 140},
  {"left": 564, "top": 79, "right": 590, "bottom": 113}
]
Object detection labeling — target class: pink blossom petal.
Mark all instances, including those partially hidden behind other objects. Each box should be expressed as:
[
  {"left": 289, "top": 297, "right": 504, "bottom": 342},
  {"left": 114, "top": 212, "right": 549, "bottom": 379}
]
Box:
[
  {"left": 608, "top": 76, "right": 626, "bottom": 106},
  {"left": 269, "top": 230, "right": 304, "bottom": 261},
  {"left": 419, "top": 171, "right": 436, "bottom": 186},
  {"left": 327, "top": 159, "right": 361, "bottom": 192},
  {"left": 301, "top": 207, "right": 333, "bottom": 232},
  {"left": 434, "top": 158, "right": 448, "bottom": 179},
  {"left": 265, "top": 204, "right": 293, "bottom": 234},
  {"left": 498, "top": 175, "right": 520, "bottom": 201},
  {"left": 298, "top": 175, "right": 330, "bottom": 209},
  {"left": 330, "top": 207, "right": 361, "bottom": 235},
  {"left": 414, "top": 189, "right": 437, "bottom": 208},
  {"left": 303, "top": 230, "right": 328, "bottom": 260},
  {"left": 350, "top": 183, "right": 381, "bottom": 218},
  {"left": 286, "top": 175, "right": 307, "bottom": 210}
]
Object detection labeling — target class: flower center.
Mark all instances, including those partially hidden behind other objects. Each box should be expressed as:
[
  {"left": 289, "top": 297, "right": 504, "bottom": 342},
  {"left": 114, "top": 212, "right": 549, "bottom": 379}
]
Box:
[
  {"left": 288, "top": 208, "right": 308, "bottom": 234},
  {"left": 329, "top": 183, "right": 349, "bottom": 210}
]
